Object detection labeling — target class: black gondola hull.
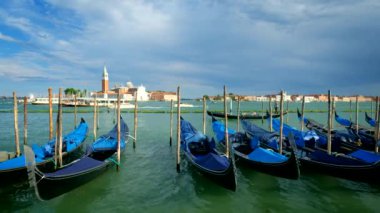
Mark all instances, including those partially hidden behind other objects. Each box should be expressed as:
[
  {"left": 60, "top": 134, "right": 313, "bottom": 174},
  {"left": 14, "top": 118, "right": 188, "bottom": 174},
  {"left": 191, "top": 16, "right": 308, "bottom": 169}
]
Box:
[
  {"left": 36, "top": 161, "right": 112, "bottom": 200},
  {"left": 234, "top": 150, "right": 300, "bottom": 179},
  {"left": 185, "top": 152, "right": 237, "bottom": 191},
  {"left": 0, "top": 145, "right": 84, "bottom": 186},
  {"left": 299, "top": 158, "right": 380, "bottom": 183}
]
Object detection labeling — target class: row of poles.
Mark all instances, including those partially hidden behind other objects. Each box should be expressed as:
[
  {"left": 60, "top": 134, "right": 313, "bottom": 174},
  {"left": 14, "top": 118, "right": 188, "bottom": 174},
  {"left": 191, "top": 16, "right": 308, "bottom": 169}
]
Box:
[{"left": 9, "top": 88, "right": 139, "bottom": 170}]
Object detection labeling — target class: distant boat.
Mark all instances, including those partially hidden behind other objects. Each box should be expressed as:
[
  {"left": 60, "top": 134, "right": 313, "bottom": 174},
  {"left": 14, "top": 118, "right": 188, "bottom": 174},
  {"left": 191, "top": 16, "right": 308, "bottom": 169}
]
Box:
[
  {"left": 32, "top": 97, "right": 59, "bottom": 105},
  {"left": 107, "top": 103, "right": 135, "bottom": 109},
  {"left": 174, "top": 103, "right": 195, "bottom": 108},
  {"left": 207, "top": 110, "right": 285, "bottom": 120}
]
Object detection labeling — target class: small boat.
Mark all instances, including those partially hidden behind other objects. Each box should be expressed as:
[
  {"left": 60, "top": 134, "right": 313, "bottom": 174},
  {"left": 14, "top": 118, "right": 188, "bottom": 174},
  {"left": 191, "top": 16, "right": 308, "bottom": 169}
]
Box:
[
  {"left": 211, "top": 117, "right": 299, "bottom": 179},
  {"left": 0, "top": 119, "right": 89, "bottom": 185},
  {"left": 180, "top": 117, "right": 236, "bottom": 191},
  {"left": 207, "top": 110, "right": 286, "bottom": 120},
  {"left": 174, "top": 103, "right": 195, "bottom": 108},
  {"left": 107, "top": 103, "right": 135, "bottom": 109},
  {"left": 26, "top": 117, "right": 129, "bottom": 200},
  {"left": 365, "top": 112, "right": 376, "bottom": 127},
  {"left": 243, "top": 117, "right": 380, "bottom": 183}
]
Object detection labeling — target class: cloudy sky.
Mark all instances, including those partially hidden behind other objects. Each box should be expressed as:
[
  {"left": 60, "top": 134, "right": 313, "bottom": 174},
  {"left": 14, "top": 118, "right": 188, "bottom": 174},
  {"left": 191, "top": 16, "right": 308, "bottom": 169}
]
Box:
[{"left": 0, "top": 0, "right": 379, "bottom": 98}]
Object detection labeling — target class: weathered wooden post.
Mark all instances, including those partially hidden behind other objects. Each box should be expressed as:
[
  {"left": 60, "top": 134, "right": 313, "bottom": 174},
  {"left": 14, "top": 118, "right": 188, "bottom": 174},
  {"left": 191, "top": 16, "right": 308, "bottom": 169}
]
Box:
[
  {"left": 261, "top": 100, "right": 264, "bottom": 124},
  {"left": 49, "top": 88, "right": 53, "bottom": 140},
  {"left": 375, "top": 96, "right": 379, "bottom": 153},
  {"left": 93, "top": 95, "right": 97, "bottom": 141},
  {"left": 286, "top": 100, "right": 289, "bottom": 123},
  {"left": 23, "top": 96, "right": 28, "bottom": 145},
  {"left": 237, "top": 96, "right": 241, "bottom": 132},
  {"left": 349, "top": 99, "right": 352, "bottom": 122},
  {"left": 327, "top": 90, "right": 332, "bottom": 155},
  {"left": 176, "top": 86, "right": 181, "bottom": 173},
  {"left": 279, "top": 91, "right": 284, "bottom": 154},
  {"left": 203, "top": 96, "right": 206, "bottom": 134},
  {"left": 269, "top": 96, "right": 273, "bottom": 132},
  {"left": 356, "top": 96, "right": 359, "bottom": 134},
  {"left": 116, "top": 91, "right": 121, "bottom": 171},
  {"left": 133, "top": 92, "right": 138, "bottom": 149},
  {"left": 169, "top": 100, "right": 173, "bottom": 146},
  {"left": 74, "top": 95, "right": 77, "bottom": 128},
  {"left": 58, "top": 88, "right": 63, "bottom": 167},
  {"left": 301, "top": 96, "right": 305, "bottom": 132},
  {"left": 224, "top": 86, "right": 230, "bottom": 158},
  {"left": 13, "top": 92, "right": 20, "bottom": 156}
]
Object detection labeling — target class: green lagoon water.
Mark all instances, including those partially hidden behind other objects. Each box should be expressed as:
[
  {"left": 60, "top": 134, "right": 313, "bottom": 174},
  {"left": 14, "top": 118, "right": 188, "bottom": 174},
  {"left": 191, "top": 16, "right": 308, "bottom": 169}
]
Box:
[{"left": 0, "top": 100, "right": 379, "bottom": 212}]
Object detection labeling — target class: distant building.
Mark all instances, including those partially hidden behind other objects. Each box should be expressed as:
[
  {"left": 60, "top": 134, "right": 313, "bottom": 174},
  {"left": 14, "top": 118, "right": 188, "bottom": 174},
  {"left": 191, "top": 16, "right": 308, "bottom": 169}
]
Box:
[
  {"left": 150, "top": 91, "right": 177, "bottom": 101},
  {"left": 93, "top": 66, "right": 149, "bottom": 101}
]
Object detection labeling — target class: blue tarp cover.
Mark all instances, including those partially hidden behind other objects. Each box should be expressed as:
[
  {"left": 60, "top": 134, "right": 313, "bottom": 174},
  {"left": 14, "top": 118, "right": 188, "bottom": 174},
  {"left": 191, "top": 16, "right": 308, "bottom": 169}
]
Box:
[
  {"left": 247, "top": 147, "right": 288, "bottom": 163},
  {"left": 0, "top": 120, "right": 88, "bottom": 171},
  {"left": 348, "top": 150, "right": 380, "bottom": 164},
  {"left": 91, "top": 118, "right": 128, "bottom": 152},
  {"left": 365, "top": 112, "right": 376, "bottom": 127},
  {"left": 45, "top": 156, "right": 106, "bottom": 177},
  {"left": 335, "top": 113, "right": 352, "bottom": 127},
  {"left": 194, "top": 152, "right": 229, "bottom": 171}
]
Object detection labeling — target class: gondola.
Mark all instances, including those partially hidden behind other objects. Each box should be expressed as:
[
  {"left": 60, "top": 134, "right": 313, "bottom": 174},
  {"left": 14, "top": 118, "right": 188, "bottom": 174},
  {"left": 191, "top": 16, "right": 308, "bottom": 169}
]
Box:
[
  {"left": 207, "top": 110, "right": 286, "bottom": 119},
  {"left": 365, "top": 112, "right": 376, "bottom": 127},
  {"left": 261, "top": 116, "right": 380, "bottom": 182},
  {"left": 0, "top": 119, "right": 89, "bottom": 185},
  {"left": 297, "top": 109, "right": 375, "bottom": 151},
  {"left": 26, "top": 117, "right": 129, "bottom": 200},
  {"left": 180, "top": 117, "right": 236, "bottom": 191},
  {"left": 211, "top": 117, "right": 299, "bottom": 179},
  {"left": 334, "top": 112, "right": 376, "bottom": 150}
]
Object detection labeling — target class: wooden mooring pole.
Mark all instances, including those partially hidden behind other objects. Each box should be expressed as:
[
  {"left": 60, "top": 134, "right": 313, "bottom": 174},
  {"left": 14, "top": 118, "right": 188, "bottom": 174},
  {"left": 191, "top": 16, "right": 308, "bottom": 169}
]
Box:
[
  {"left": 237, "top": 96, "right": 241, "bottom": 132},
  {"left": 224, "top": 86, "right": 230, "bottom": 158},
  {"left": 279, "top": 91, "right": 284, "bottom": 154},
  {"left": 116, "top": 91, "right": 121, "bottom": 171},
  {"left": 49, "top": 88, "right": 53, "bottom": 140},
  {"left": 133, "top": 92, "right": 138, "bottom": 149},
  {"left": 301, "top": 96, "right": 305, "bottom": 132},
  {"left": 13, "top": 92, "right": 20, "bottom": 156},
  {"left": 176, "top": 86, "right": 181, "bottom": 173},
  {"left": 327, "top": 90, "right": 332, "bottom": 155},
  {"left": 203, "top": 96, "right": 206, "bottom": 134},
  {"left": 169, "top": 100, "right": 173, "bottom": 146},
  {"left": 23, "top": 96, "right": 28, "bottom": 145}
]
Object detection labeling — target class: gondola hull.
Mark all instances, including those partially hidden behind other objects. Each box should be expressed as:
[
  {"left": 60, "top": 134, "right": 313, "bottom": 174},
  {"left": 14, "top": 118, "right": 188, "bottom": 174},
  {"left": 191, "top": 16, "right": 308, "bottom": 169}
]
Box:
[
  {"left": 184, "top": 152, "right": 236, "bottom": 191},
  {"left": 299, "top": 157, "right": 380, "bottom": 183},
  {"left": 234, "top": 149, "right": 299, "bottom": 179},
  {"left": 0, "top": 145, "right": 84, "bottom": 186},
  {"left": 36, "top": 159, "right": 112, "bottom": 200},
  {"left": 207, "top": 111, "right": 285, "bottom": 120}
]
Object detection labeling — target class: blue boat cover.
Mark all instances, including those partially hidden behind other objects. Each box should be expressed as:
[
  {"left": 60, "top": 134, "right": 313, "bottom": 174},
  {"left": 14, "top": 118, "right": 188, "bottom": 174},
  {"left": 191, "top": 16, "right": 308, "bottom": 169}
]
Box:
[
  {"left": 365, "top": 112, "right": 376, "bottom": 127},
  {"left": 271, "top": 118, "right": 319, "bottom": 148},
  {"left": 44, "top": 156, "right": 106, "bottom": 177},
  {"left": 91, "top": 117, "right": 129, "bottom": 152},
  {"left": 180, "top": 117, "right": 230, "bottom": 171},
  {"left": 309, "top": 150, "right": 367, "bottom": 165},
  {"left": 348, "top": 150, "right": 380, "bottom": 164},
  {"left": 194, "top": 152, "right": 230, "bottom": 171},
  {"left": 0, "top": 119, "right": 88, "bottom": 171},
  {"left": 335, "top": 112, "right": 352, "bottom": 127},
  {"left": 247, "top": 147, "right": 288, "bottom": 163},
  {"left": 213, "top": 119, "right": 288, "bottom": 163}
]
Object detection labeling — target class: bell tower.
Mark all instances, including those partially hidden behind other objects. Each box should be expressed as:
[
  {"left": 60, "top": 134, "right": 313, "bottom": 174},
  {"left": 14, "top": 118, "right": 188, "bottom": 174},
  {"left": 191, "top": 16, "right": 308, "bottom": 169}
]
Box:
[{"left": 102, "top": 65, "right": 109, "bottom": 92}]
